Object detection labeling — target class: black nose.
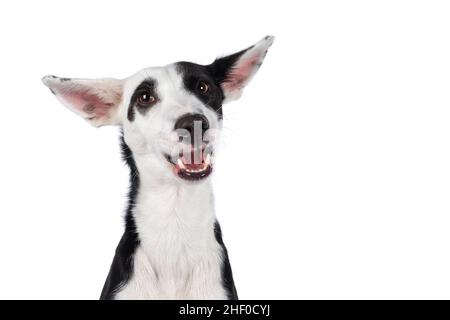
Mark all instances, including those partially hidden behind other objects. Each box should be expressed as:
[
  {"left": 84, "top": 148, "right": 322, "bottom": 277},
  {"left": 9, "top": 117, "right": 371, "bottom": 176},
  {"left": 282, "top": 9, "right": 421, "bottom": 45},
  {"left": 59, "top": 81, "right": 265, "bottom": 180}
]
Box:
[{"left": 174, "top": 113, "right": 210, "bottom": 143}]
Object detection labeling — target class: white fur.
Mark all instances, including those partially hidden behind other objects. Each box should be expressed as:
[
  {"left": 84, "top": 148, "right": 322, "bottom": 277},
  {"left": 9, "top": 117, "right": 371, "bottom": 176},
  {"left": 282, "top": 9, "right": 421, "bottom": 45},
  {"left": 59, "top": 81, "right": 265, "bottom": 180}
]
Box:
[{"left": 115, "top": 169, "right": 226, "bottom": 299}]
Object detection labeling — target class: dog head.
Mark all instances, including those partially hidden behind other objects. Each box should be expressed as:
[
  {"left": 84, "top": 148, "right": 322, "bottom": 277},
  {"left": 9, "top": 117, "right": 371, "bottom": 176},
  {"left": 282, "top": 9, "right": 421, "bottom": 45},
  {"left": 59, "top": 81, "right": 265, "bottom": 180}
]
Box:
[{"left": 42, "top": 36, "right": 274, "bottom": 183}]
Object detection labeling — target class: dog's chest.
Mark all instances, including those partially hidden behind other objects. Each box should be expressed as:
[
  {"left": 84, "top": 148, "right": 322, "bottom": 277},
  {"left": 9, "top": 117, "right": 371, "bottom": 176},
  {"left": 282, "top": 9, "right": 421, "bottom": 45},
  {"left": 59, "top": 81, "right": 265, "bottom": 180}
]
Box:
[
  {"left": 115, "top": 243, "right": 226, "bottom": 299},
  {"left": 114, "top": 185, "right": 227, "bottom": 300}
]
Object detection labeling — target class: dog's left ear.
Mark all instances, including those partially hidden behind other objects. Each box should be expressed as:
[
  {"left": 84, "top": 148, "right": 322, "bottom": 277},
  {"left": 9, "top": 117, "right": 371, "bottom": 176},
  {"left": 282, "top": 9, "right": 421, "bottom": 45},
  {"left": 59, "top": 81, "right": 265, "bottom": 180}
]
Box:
[
  {"left": 209, "top": 35, "right": 275, "bottom": 103},
  {"left": 42, "top": 76, "right": 123, "bottom": 127}
]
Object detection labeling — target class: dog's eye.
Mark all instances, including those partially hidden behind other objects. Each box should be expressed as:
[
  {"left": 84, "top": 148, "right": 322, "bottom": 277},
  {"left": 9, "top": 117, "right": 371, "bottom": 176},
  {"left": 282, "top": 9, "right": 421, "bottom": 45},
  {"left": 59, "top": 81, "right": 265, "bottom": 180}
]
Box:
[
  {"left": 138, "top": 92, "right": 157, "bottom": 106},
  {"left": 197, "top": 81, "right": 209, "bottom": 94}
]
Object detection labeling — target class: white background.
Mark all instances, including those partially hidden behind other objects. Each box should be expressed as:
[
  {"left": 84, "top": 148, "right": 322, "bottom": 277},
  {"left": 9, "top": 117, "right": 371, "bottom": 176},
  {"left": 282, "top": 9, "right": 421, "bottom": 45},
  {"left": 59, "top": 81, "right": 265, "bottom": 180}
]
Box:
[{"left": 0, "top": 0, "right": 449, "bottom": 299}]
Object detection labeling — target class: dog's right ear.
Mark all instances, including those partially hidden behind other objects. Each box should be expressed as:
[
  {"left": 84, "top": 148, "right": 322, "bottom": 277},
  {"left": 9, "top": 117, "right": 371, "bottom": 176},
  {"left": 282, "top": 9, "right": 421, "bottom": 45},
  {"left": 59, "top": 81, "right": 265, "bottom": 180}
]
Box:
[{"left": 42, "top": 76, "right": 124, "bottom": 127}]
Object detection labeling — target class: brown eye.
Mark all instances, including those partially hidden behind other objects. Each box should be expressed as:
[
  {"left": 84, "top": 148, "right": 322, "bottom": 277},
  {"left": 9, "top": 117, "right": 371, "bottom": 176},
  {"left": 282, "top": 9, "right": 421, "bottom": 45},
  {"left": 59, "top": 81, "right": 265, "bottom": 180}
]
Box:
[
  {"left": 198, "top": 81, "right": 209, "bottom": 94},
  {"left": 138, "top": 92, "right": 156, "bottom": 106}
]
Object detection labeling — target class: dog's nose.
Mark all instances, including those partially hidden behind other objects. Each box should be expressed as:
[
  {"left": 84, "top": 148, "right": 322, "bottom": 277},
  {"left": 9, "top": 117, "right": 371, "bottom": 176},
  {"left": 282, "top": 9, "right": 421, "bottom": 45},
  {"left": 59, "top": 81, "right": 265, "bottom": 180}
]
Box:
[{"left": 174, "top": 113, "right": 209, "bottom": 142}]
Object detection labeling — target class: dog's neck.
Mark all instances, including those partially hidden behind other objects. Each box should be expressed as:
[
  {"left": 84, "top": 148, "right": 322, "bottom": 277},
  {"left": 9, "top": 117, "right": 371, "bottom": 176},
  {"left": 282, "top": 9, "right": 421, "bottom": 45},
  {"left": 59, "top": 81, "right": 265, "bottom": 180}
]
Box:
[
  {"left": 114, "top": 140, "right": 228, "bottom": 299},
  {"left": 125, "top": 143, "right": 217, "bottom": 257}
]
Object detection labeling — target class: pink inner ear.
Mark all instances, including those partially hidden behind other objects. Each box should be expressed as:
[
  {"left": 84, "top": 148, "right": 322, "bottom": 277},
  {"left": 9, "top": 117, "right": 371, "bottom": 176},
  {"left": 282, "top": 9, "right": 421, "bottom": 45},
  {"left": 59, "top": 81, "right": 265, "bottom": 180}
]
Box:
[
  {"left": 223, "top": 53, "right": 261, "bottom": 92},
  {"left": 62, "top": 89, "right": 113, "bottom": 120}
]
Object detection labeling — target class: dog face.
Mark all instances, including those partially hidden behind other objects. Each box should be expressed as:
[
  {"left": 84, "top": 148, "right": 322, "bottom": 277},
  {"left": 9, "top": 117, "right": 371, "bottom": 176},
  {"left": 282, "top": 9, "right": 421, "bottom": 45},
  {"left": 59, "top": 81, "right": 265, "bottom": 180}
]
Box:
[{"left": 42, "top": 36, "right": 274, "bottom": 183}]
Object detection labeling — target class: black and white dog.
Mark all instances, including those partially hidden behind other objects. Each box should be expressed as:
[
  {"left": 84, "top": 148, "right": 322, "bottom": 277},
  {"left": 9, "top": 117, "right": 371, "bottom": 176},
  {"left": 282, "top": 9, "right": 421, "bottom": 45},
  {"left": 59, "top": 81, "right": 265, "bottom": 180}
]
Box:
[{"left": 42, "top": 36, "right": 274, "bottom": 300}]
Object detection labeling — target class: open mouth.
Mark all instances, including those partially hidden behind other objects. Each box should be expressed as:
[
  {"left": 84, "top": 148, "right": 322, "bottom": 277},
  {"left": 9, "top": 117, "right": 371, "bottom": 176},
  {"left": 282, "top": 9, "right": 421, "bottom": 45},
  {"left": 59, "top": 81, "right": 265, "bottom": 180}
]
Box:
[{"left": 165, "top": 146, "right": 213, "bottom": 181}]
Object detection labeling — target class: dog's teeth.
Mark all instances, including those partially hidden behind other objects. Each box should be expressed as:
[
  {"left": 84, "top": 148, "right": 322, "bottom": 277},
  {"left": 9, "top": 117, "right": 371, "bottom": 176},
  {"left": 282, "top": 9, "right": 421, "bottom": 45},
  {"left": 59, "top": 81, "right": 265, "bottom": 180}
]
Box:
[
  {"left": 205, "top": 154, "right": 211, "bottom": 165},
  {"left": 180, "top": 163, "right": 209, "bottom": 174},
  {"left": 177, "top": 158, "right": 186, "bottom": 169}
]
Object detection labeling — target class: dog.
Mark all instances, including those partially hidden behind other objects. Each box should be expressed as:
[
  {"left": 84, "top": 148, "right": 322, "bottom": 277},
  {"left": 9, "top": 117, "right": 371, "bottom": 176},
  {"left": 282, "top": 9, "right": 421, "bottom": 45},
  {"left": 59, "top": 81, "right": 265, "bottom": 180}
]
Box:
[{"left": 42, "top": 36, "right": 274, "bottom": 300}]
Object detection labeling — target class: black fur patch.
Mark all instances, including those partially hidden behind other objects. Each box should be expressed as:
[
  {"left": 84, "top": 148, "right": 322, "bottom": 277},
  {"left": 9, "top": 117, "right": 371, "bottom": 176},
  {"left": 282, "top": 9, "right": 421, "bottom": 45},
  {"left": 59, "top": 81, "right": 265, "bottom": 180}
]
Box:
[
  {"left": 127, "top": 78, "right": 158, "bottom": 121},
  {"left": 100, "top": 135, "right": 140, "bottom": 300},
  {"left": 214, "top": 222, "right": 239, "bottom": 300},
  {"left": 176, "top": 47, "right": 250, "bottom": 119},
  {"left": 176, "top": 62, "right": 226, "bottom": 119}
]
